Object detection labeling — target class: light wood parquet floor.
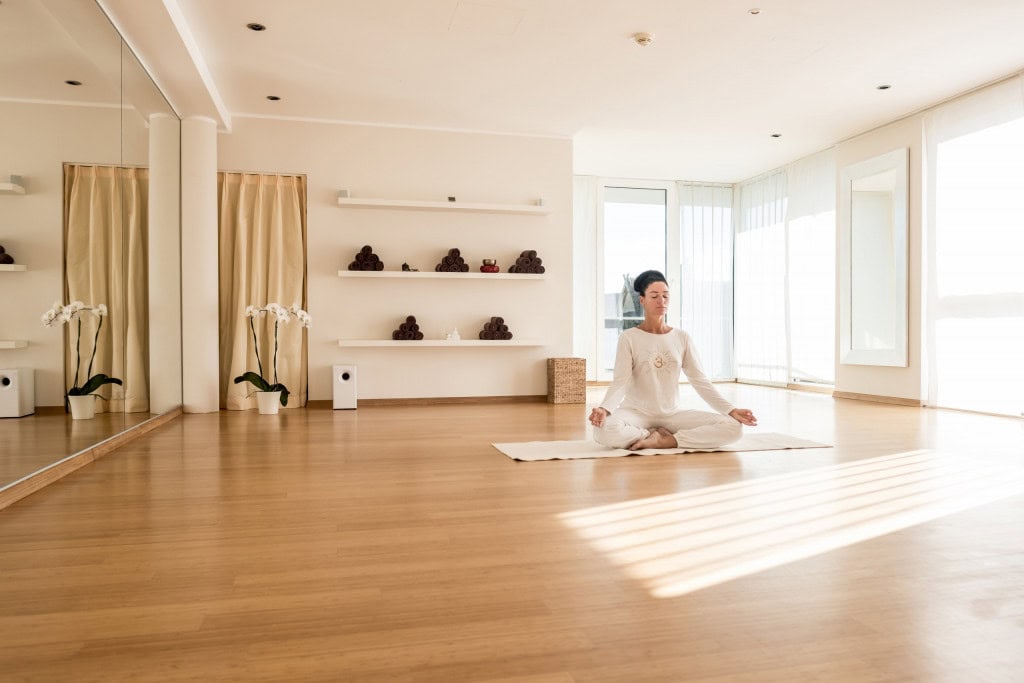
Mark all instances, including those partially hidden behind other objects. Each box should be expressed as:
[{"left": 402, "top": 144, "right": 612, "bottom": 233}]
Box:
[{"left": 1, "top": 384, "right": 1023, "bottom": 682}]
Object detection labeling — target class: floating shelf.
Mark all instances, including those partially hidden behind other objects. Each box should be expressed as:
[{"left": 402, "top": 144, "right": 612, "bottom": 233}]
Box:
[
  {"left": 0, "top": 179, "right": 26, "bottom": 195},
  {"left": 337, "top": 197, "right": 548, "bottom": 215},
  {"left": 338, "top": 270, "right": 544, "bottom": 280},
  {"left": 0, "top": 340, "right": 28, "bottom": 349},
  {"left": 0, "top": 264, "right": 27, "bottom": 272},
  {"left": 338, "top": 339, "right": 543, "bottom": 348}
]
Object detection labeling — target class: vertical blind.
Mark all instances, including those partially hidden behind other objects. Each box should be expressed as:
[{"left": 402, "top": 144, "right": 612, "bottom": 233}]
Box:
[
  {"left": 678, "top": 183, "right": 734, "bottom": 380},
  {"left": 734, "top": 171, "right": 789, "bottom": 385},
  {"left": 786, "top": 151, "right": 837, "bottom": 384}
]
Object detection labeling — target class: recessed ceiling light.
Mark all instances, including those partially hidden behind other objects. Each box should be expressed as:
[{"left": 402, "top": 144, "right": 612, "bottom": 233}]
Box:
[
  {"left": 266, "top": 95, "right": 281, "bottom": 101},
  {"left": 632, "top": 32, "right": 654, "bottom": 47},
  {"left": 770, "top": 133, "right": 781, "bottom": 138},
  {"left": 247, "top": 22, "right": 266, "bottom": 31},
  {"left": 749, "top": 8, "right": 762, "bottom": 15},
  {"left": 877, "top": 84, "right": 892, "bottom": 90},
  {"left": 65, "top": 80, "right": 82, "bottom": 86}
]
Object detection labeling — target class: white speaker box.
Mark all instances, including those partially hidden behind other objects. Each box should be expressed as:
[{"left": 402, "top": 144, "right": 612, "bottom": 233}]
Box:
[
  {"left": 333, "top": 364, "right": 357, "bottom": 410},
  {"left": 0, "top": 367, "right": 35, "bottom": 418}
]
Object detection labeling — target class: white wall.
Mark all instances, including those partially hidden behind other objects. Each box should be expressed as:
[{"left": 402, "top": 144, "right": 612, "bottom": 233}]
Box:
[
  {"left": 0, "top": 101, "right": 128, "bottom": 405},
  {"left": 834, "top": 114, "right": 925, "bottom": 401},
  {"left": 217, "top": 118, "right": 573, "bottom": 400}
]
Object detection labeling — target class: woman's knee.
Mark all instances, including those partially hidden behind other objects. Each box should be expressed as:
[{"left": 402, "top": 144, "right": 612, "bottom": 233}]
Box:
[
  {"left": 721, "top": 416, "right": 743, "bottom": 444},
  {"left": 593, "top": 417, "right": 635, "bottom": 448}
]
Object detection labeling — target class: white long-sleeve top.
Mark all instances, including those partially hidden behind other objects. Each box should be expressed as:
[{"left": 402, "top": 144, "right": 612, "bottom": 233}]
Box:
[{"left": 599, "top": 327, "right": 734, "bottom": 417}]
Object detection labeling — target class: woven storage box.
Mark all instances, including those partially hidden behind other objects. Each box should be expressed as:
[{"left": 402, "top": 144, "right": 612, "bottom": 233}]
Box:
[{"left": 547, "top": 357, "right": 586, "bottom": 404}]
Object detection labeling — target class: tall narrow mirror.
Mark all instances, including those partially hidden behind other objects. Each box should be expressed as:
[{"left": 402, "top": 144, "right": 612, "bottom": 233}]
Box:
[
  {"left": 0, "top": 0, "right": 180, "bottom": 497},
  {"left": 838, "top": 148, "right": 909, "bottom": 366}
]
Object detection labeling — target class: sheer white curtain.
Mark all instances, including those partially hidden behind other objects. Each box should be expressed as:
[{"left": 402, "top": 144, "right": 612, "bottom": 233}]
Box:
[
  {"left": 924, "top": 73, "right": 1024, "bottom": 416},
  {"left": 678, "top": 183, "right": 733, "bottom": 379},
  {"left": 786, "top": 151, "right": 836, "bottom": 384},
  {"left": 734, "top": 171, "right": 789, "bottom": 385}
]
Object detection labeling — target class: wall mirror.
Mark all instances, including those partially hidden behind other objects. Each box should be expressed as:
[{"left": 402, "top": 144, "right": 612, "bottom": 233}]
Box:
[
  {"left": 0, "top": 0, "right": 181, "bottom": 496},
  {"left": 838, "top": 147, "right": 909, "bottom": 366}
]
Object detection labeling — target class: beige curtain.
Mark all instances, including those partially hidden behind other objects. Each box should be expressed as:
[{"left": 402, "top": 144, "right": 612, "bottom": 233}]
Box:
[
  {"left": 63, "top": 164, "right": 150, "bottom": 414},
  {"left": 218, "top": 172, "right": 308, "bottom": 410}
]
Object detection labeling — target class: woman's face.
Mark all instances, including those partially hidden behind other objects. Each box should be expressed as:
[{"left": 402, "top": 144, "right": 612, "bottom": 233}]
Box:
[{"left": 640, "top": 281, "right": 669, "bottom": 318}]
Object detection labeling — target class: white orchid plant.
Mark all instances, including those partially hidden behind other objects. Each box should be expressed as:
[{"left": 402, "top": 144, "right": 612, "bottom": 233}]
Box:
[
  {"left": 41, "top": 301, "right": 122, "bottom": 401},
  {"left": 234, "top": 303, "right": 311, "bottom": 406}
]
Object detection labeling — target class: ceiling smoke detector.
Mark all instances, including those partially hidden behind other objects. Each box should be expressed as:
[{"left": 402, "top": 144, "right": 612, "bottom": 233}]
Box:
[{"left": 632, "top": 32, "right": 654, "bottom": 47}]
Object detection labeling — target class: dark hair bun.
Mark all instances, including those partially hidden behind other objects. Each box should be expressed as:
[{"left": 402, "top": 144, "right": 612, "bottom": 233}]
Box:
[{"left": 634, "top": 270, "right": 668, "bottom": 295}]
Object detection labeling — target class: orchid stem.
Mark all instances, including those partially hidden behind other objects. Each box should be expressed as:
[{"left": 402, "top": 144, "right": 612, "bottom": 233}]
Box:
[
  {"left": 73, "top": 317, "right": 82, "bottom": 390},
  {"left": 250, "top": 316, "right": 264, "bottom": 379},
  {"left": 86, "top": 314, "right": 102, "bottom": 382},
  {"left": 273, "top": 319, "right": 280, "bottom": 384}
]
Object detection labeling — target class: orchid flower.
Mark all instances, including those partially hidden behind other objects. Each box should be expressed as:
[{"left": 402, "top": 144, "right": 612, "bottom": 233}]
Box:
[{"left": 234, "top": 302, "right": 311, "bottom": 407}]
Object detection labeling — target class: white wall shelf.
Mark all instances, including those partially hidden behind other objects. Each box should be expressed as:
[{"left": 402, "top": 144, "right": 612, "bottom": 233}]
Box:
[
  {"left": 337, "top": 196, "right": 548, "bottom": 215},
  {"left": 338, "top": 339, "right": 543, "bottom": 348},
  {"left": 0, "top": 340, "right": 28, "bottom": 349},
  {"left": 0, "top": 264, "right": 27, "bottom": 272},
  {"left": 0, "top": 180, "right": 26, "bottom": 195},
  {"left": 338, "top": 270, "right": 543, "bottom": 280}
]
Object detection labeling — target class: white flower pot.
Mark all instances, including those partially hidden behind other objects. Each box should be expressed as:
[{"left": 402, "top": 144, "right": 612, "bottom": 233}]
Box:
[
  {"left": 256, "top": 391, "right": 282, "bottom": 414},
  {"left": 68, "top": 394, "right": 96, "bottom": 420}
]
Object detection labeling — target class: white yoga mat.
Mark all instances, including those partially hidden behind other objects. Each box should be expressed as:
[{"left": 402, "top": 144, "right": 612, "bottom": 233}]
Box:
[{"left": 493, "top": 432, "right": 830, "bottom": 461}]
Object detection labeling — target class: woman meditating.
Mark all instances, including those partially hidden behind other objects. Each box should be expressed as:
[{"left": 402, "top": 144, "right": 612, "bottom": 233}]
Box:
[{"left": 590, "top": 269, "right": 757, "bottom": 451}]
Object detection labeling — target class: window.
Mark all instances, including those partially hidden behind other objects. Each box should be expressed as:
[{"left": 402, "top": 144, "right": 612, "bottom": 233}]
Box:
[
  {"left": 931, "top": 116, "right": 1024, "bottom": 416},
  {"left": 734, "top": 152, "right": 836, "bottom": 387}
]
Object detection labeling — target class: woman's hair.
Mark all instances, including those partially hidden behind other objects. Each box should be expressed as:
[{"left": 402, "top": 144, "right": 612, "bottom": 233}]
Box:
[{"left": 633, "top": 270, "right": 668, "bottom": 296}]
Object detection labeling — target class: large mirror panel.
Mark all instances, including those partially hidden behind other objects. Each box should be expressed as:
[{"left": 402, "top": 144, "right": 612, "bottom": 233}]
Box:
[
  {"left": 0, "top": 0, "right": 180, "bottom": 493},
  {"left": 838, "top": 147, "right": 909, "bottom": 366}
]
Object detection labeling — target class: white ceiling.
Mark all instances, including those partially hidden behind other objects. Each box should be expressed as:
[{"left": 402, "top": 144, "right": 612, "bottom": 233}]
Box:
[
  {"left": 0, "top": 0, "right": 122, "bottom": 107},
  {"left": 16, "top": 0, "right": 1024, "bottom": 183}
]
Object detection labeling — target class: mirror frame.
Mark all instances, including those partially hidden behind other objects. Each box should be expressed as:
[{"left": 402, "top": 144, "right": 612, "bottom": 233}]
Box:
[{"left": 838, "top": 147, "right": 909, "bottom": 367}]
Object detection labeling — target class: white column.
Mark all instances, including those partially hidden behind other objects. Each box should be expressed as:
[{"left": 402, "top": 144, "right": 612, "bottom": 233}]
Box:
[
  {"left": 148, "top": 113, "right": 183, "bottom": 414},
  {"left": 180, "top": 116, "right": 219, "bottom": 413}
]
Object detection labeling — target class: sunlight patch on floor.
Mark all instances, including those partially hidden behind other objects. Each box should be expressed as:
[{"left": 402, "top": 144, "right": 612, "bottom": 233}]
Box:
[{"left": 559, "top": 450, "right": 1024, "bottom": 598}]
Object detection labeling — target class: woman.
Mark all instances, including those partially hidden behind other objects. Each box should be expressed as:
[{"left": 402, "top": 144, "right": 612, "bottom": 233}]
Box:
[{"left": 590, "top": 270, "right": 757, "bottom": 450}]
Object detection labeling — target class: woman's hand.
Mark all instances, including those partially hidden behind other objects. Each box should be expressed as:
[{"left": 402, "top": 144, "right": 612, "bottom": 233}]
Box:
[
  {"left": 589, "top": 407, "right": 609, "bottom": 427},
  {"left": 729, "top": 408, "right": 757, "bottom": 426}
]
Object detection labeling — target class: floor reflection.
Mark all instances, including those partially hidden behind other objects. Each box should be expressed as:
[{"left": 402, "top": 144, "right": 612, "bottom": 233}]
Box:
[{"left": 0, "top": 410, "right": 153, "bottom": 486}]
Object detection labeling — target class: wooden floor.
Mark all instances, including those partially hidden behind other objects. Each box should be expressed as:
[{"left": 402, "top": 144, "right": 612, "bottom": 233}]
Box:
[{"left": 1, "top": 385, "right": 1023, "bottom": 682}]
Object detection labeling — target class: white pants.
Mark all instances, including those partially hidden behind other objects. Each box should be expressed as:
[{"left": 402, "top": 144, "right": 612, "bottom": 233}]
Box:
[{"left": 594, "top": 408, "right": 742, "bottom": 450}]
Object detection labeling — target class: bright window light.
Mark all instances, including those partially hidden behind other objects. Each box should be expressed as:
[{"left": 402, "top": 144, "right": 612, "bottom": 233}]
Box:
[
  {"left": 934, "top": 116, "right": 1024, "bottom": 416},
  {"left": 559, "top": 450, "right": 1024, "bottom": 598}
]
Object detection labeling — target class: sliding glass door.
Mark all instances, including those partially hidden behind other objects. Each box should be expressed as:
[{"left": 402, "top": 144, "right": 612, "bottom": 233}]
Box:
[
  {"left": 594, "top": 182, "right": 735, "bottom": 382},
  {"left": 597, "top": 185, "right": 671, "bottom": 379}
]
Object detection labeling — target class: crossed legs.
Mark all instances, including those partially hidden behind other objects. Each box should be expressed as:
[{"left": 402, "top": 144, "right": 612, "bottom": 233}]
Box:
[{"left": 593, "top": 408, "right": 742, "bottom": 451}]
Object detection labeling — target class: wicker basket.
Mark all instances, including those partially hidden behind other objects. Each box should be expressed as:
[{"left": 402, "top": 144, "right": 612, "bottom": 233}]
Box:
[{"left": 547, "top": 357, "right": 586, "bottom": 404}]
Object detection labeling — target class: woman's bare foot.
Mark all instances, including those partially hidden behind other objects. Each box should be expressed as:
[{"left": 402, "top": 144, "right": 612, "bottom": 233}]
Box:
[{"left": 627, "top": 428, "right": 678, "bottom": 450}]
